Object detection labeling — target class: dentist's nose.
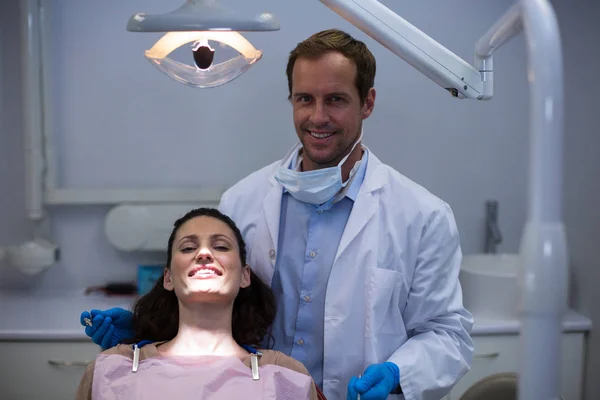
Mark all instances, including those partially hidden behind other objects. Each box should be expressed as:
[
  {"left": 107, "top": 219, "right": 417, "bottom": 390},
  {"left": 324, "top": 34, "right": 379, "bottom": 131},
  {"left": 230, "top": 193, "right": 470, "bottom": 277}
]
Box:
[{"left": 309, "top": 101, "right": 329, "bottom": 126}]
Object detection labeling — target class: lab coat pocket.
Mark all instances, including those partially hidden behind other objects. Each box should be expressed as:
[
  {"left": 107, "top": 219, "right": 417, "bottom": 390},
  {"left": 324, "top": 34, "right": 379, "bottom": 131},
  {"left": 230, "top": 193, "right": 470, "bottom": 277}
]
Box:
[{"left": 366, "top": 267, "right": 405, "bottom": 338}]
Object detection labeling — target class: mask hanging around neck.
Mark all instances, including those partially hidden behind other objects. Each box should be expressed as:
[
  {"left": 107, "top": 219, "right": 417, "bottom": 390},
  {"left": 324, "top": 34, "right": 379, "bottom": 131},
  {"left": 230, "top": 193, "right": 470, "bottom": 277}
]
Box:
[{"left": 274, "top": 132, "right": 363, "bottom": 205}]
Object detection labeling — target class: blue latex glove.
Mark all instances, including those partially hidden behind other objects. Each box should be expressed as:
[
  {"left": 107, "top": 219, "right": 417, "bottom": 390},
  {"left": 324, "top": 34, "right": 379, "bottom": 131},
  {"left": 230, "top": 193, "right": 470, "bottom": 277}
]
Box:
[
  {"left": 80, "top": 308, "right": 134, "bottom": 349},
  {"left": 347, "top": 362, "right": 400, "bottom": 400}
]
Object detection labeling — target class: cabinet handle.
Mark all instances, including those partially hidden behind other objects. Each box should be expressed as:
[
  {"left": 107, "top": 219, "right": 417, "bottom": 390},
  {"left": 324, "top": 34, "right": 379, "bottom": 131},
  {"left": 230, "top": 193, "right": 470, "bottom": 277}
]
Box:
[
  {"left": 473, "top": 352, "right": 500, "bottom": 359},
  {"left": 48, "top": 360, "right": 91, "bottom": 367}
]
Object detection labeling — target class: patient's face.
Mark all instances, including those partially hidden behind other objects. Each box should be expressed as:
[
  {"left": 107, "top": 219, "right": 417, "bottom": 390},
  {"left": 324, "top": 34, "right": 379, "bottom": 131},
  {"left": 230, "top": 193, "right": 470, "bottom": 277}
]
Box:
[{"left": 163, "top": 216, "right": 250, "bottom": 304}]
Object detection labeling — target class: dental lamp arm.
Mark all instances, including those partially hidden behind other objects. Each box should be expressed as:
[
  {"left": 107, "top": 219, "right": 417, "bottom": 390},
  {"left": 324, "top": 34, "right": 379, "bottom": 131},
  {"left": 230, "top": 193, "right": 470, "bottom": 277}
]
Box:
[{"left": 319, "top": 0, "right": 491, "bottom": 99}]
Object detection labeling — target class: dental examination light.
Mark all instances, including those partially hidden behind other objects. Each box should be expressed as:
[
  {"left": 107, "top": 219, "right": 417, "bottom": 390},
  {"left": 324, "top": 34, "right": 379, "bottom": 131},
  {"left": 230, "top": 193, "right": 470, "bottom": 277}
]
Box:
[{"left": 126, "top": 0, "right": 280, "bottom": 88}]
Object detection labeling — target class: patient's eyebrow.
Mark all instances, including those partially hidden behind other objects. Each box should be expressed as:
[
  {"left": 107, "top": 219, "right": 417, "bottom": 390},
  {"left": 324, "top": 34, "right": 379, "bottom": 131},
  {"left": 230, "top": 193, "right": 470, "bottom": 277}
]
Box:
[
  {"left": 177, "top": 233, "right": 232, "bottom": 244},
  {"left": 178, "top": 234, "right": 198, "bottom": 244},
  {"left": 210, "top": 234, "right": 233, "bottom": 242}
]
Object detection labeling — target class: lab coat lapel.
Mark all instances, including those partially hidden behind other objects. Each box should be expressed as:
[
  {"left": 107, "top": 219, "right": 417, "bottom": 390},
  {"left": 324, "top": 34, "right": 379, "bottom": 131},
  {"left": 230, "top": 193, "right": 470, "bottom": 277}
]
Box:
[
  {"left": 263, "top": 181, "right": 282, "bottom": 257},
  {"left": 335, "top": 191, "right": 378, "bottom": 262},
  {"left": 255, "top": 177, "right": 283, "bottom": 285},
  {"left": 334, "top": 153, "right": 385, "bottom": 262},
  {"left": 259, "top": 141, "right": 300, "bottom": 269}
]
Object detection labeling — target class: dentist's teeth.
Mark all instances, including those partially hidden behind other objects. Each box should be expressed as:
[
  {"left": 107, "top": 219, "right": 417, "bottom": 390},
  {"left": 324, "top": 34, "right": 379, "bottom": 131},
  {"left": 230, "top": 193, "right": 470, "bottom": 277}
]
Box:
[{"left": 310, "top": 131, "right": 333, "bottom": 139}]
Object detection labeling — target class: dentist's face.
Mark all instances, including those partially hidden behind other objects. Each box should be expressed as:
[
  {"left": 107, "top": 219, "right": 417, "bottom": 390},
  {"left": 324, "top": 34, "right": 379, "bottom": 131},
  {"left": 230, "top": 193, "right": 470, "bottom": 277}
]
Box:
[
  {"left": 290, "top": 51, "right": 375, "bottom": 171},
  {"left": 163, "top": 216, "right": 250, "bottom": 305}
]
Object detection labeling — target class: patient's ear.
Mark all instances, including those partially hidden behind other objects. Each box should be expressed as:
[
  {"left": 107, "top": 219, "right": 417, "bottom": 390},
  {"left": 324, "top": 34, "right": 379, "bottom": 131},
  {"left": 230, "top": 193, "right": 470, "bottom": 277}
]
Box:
[
  {"left": 163, "top": 267, "right": 174, "bottom": 291},
  {"left": 240, "top": 265, "right": 251, "bottom": 289}
]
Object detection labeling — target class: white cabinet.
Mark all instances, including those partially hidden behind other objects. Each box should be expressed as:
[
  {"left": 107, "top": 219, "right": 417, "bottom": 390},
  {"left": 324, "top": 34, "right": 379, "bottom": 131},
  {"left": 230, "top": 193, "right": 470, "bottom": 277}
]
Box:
[
  {"left": 448, "top": 332, "right": 585, "bottom": 400},
  {"left": 0, "top": 341, "right": 101, "bottom": 400}
]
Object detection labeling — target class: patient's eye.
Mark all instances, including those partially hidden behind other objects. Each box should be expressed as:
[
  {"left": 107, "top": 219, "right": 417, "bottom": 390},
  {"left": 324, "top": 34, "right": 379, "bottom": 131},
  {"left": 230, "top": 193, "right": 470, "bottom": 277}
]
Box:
[{"left": 180, "top": 244, "right": 197, "bottom": 253}]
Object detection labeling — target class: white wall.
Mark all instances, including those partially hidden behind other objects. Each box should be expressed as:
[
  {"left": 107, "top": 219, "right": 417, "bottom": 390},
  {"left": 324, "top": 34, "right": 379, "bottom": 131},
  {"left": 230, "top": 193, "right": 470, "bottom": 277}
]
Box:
[{"left": 0, "top": 0, "right": 598, "bottom": 397}]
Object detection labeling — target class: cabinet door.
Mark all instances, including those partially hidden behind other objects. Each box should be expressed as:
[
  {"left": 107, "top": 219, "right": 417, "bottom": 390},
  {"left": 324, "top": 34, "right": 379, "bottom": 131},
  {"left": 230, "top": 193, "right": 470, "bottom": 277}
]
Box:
[
  {"left": 449, "top": 333, "right": 584, "bottom": 400},
  {"left": 0, "top": 341, "right": 101, "bottom": 400}
]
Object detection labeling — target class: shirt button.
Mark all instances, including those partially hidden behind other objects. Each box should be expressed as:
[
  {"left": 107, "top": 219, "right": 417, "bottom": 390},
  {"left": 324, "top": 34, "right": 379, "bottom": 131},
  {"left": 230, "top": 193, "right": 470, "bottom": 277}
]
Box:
[
  {"left": 317, "top": 210, "right": 323, "bottom": 214},
  {"left": 297, "top": 339, "right": 304, "bottom": 346},
  {"left": 303, "top": 295, "right": 311, "bottom": 302},
  {"left": 309, "top": 251, "right": 316, "bottom": 258},
  {"left": 269, "top": 249, "right": 276, "bottom": 259}
]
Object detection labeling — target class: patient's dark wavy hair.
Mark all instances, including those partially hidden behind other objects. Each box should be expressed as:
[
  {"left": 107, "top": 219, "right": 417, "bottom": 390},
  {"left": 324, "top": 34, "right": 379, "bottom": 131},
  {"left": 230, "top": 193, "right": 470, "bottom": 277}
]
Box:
[{"left": 124, "top": 208, "right": 276, "bottom": 348}]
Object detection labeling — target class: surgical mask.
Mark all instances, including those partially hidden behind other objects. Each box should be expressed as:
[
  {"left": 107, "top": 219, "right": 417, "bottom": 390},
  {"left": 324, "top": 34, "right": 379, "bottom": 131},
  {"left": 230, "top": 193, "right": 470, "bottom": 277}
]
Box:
[
  {"left": 143, "top": 32, "right": 263, "bottom": 88},
  {"left": 275, "top": 132, "right": 363, "bottom": 205}
]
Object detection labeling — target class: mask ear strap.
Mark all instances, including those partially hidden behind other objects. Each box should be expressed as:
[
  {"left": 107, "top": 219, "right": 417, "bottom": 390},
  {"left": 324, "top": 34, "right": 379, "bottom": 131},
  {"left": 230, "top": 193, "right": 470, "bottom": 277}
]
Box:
[{"left": 337, "top": 129, "right": 364, "bottom": 167}]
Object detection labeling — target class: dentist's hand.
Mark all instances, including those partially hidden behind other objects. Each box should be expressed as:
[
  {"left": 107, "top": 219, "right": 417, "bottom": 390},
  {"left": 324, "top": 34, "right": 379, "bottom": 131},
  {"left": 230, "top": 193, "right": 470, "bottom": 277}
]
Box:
[
  {"left": 347, "top": 362, "right": 400, "bottom": 400},
  {"left": 80, "top": 308, "right": 134, "bottom": 349}
]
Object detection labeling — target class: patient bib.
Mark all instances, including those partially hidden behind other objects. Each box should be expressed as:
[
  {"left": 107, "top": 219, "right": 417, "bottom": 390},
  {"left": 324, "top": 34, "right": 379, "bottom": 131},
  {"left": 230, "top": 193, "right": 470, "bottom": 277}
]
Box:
[{"left": 91, "top": 352, "right": 314, "bottom": 399}]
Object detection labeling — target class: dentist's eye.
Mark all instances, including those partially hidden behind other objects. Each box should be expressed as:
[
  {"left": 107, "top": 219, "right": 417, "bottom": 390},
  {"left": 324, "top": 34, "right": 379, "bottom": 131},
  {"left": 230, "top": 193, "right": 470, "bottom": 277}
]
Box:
[{"left": 143, "top": 31, "right": 263, "bottom": 88}]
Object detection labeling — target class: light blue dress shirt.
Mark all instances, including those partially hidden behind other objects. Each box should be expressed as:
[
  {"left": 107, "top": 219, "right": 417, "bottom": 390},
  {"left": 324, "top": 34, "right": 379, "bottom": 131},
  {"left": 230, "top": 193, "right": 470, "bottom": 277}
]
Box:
[{"left": 269, "top": 148, "right": 369, "bottom": 388}]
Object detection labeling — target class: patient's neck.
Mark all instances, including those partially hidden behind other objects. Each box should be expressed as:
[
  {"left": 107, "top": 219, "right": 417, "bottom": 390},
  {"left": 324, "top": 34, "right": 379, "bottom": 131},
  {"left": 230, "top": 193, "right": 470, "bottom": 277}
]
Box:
[{"left": 158, "top": 301, "right": 245, "bottom": 358}]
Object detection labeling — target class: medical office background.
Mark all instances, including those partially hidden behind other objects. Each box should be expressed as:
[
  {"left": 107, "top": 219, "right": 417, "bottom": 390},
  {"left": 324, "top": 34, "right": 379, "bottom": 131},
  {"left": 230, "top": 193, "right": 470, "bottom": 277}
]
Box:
[{"left": 0, "top": 0, "right": 598, "bottom": 398}]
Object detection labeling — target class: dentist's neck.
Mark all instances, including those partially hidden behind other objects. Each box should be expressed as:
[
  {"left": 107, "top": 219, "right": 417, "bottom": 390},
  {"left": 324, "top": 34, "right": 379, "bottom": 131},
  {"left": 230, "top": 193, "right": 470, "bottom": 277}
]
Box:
[
  {"left": 159, "top": 301, "right": 244, "bottom": 357},
  {"left": 340, "top": 145, "right": 363, "bottom": 182}
]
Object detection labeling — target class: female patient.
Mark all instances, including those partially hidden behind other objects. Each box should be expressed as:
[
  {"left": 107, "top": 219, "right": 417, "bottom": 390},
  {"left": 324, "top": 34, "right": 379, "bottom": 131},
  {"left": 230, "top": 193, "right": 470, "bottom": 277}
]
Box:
[{"left": 76, "top": 207, "right": 321, "bottom": 400}]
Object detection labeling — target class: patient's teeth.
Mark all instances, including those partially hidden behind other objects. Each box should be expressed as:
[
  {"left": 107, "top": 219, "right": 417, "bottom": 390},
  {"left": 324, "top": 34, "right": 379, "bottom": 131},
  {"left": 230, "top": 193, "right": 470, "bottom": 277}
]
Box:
[{"left": 194, "top": 269, "right": 216, "bottom": 277}]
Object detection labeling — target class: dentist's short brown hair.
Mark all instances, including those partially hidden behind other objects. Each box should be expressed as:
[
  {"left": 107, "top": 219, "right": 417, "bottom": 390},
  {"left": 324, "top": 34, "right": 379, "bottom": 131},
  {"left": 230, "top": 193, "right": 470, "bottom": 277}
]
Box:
[{"left": 286, "top": 29, "right": 376, "bottom": 104}]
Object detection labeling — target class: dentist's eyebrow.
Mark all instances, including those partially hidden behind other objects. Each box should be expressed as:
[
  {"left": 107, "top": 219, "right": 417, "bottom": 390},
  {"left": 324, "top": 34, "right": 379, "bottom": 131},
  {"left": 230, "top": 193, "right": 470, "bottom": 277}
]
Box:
[
  {"left": 327, "top": 91, "right": 350, "bottom": 98},
  {"left": 292, "top": 92, "right": 312, "bottom": 98}
]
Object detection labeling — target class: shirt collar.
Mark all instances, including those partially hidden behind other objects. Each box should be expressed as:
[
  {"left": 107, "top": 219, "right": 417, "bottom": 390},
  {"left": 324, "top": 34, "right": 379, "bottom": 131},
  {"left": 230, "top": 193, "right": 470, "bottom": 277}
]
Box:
[{"left": 343, "top": 147, "right": 368, "bottom": 202}]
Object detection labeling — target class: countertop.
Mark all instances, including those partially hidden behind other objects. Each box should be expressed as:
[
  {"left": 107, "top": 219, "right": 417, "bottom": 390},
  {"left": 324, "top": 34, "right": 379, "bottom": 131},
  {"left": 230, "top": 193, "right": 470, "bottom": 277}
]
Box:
[
  {"left": 471, "top": 309, "right": 592, "bottom": 335},
  {"left": 0, "top": 289, "right": 593, "bottom": 340},
  {"left": 0, "top": 289, "right": 135, "bottom": 341}
]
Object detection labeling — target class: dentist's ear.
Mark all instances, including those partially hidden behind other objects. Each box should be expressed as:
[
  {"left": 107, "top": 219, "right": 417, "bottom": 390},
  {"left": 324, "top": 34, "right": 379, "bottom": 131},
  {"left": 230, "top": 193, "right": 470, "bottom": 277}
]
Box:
[
  {"left": 240, "top": 264, "right": 251, "bottom": 289},
  {"left": 361, "top": 87, "right": 376, "bottom": 119}
]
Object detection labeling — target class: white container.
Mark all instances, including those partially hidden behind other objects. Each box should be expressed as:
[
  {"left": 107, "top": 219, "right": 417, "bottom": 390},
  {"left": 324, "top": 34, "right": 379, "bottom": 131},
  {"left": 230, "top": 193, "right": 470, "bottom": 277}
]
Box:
[{"left": 460, "top": 253, "right": 521, "bottom": 320}]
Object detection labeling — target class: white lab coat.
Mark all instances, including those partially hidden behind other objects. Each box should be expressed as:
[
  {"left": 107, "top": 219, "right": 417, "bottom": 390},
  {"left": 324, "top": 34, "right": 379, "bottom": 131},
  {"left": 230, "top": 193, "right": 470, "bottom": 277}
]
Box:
[{"left": 219, "top": 145, "right": 474, "bottom": 400}]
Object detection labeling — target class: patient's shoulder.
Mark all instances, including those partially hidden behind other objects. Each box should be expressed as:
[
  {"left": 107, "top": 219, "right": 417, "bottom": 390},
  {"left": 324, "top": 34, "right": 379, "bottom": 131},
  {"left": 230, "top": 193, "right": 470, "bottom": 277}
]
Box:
[
  {"left": 257, "top": 349, "right": 310, "bottom": 376},
  {"left": 98, "top": 344, "right": 133, "bottom": 357},
  {"left": 99, "top": 343, "right": 159, "bottom": 360}
]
